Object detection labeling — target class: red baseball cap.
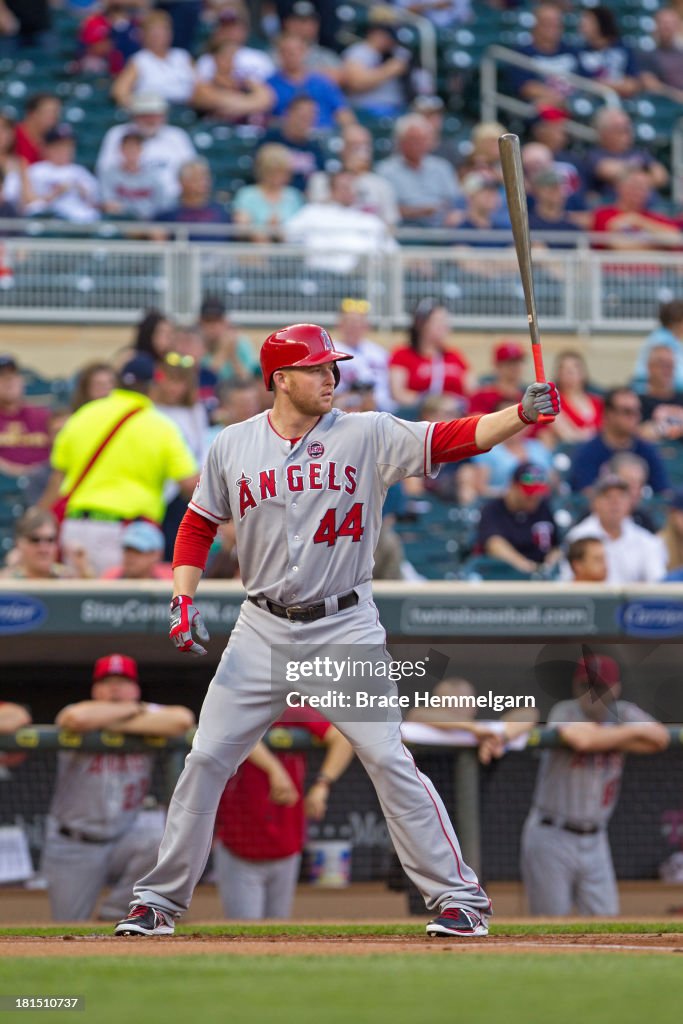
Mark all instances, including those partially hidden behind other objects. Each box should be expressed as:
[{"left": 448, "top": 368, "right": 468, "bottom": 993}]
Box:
[
  {"left": 574, "top": 654, "right": 620, "bottom": 689},
  {"left": 494, "top": 340, "right": 525, "bottom": 364},
  {"left": 80, "top": 15, "right": 110, "bottom": 47},
  {"left": 92, "top": 654, "right": 139, "bottom": 683}
]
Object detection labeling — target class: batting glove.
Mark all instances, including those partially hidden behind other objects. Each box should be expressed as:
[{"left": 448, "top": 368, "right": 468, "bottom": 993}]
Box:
[
  {"left": 169, "top": 595, "right": 210, "bottom": 656},
  {"left": 518, "top": 381, "right": 560, "bottom": 424}
]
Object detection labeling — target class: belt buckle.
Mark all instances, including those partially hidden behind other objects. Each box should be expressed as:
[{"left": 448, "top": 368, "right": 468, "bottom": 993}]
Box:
[{"left": 285, "top": 604, "right": 308, "bottom": 621}]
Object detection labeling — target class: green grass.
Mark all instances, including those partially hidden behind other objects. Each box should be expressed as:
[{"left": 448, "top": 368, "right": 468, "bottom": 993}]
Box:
[
  {"left": 1, "top": 921, "right": 683, "bottom": 937},
  {"left": 0, "top": 955, "right": 682, "bottom": 1024}
]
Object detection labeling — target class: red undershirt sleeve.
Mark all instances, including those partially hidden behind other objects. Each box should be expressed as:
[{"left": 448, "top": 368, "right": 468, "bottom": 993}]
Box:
[
  {"left": 431, "top": 416, "right": 487, "bottom": 463},
  {"left": 172, "top": 507, "right": 219, "bottom": 570}
]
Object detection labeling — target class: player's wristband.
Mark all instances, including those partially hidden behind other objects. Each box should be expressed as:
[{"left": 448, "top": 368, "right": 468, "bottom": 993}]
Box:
[{"left": 517, "top": 402, "right": 534, "bottom": 426}]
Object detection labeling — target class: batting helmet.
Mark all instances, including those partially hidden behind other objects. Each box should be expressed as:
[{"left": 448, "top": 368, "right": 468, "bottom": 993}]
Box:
[{"left": 260, "top": 323, "right": 353, "bottom": 391}]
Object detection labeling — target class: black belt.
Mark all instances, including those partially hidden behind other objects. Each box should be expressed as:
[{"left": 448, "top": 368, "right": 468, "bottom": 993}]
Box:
[
  {"left": 58, "top": 826, "right": 113, "bottom": 844},
  {"left": 540, "top": 816, "right": 600, "bottom": 836},
  {"left": 248, "top": 590, "right": 358, "bottom": 622}
]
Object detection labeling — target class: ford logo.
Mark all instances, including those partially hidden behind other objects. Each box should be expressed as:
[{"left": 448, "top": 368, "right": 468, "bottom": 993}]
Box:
[
  {"left": 0, "top": 595, "right": 48, "bottom": 635},
  {"left": 619, "top": 601, "right": 683, "bottom": 637}
]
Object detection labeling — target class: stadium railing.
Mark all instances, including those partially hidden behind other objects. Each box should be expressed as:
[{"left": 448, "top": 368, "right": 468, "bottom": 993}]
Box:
[
  {"left": 0, "top": 229, "right": 680, "bottom": 333},
  {"left": 672, "top": 117, "right": 683, "bottom": 209}
]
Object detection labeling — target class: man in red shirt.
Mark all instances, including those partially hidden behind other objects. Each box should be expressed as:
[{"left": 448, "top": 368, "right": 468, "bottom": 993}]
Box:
[
  {"left": 0, "top": 355, "right": 51, "bottom": 477},
  {"left": 591, "top": 168, "right": 682, "bottom": 250},
  {"left": 469, "top": 341, "right": 526, "bottom": 415},
  {"left": 213, "top": 707, "right": 353, "bottom": 919}
]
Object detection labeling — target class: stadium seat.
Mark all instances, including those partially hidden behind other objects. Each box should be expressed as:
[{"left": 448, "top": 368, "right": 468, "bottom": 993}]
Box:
[
  {"left": 459, "top": 555, "right": 534, "bottom": 581},
  {"left": 659, "top": 444, "right": 683, "bottom": 487}
]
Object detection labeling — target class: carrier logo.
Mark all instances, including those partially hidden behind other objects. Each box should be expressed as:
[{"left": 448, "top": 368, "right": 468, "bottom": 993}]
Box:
[
  {"left": 620, "top": 601, "right": 683, "bottom": 637},
  {"left": 307, "top": 441, "right": 325, "bottom": 458},
  {"left": 0, "top": 595, "right": 47, "bottom": 635}
]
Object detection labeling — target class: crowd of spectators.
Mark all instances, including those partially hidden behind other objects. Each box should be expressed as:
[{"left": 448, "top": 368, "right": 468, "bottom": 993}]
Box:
[
  {"left": 0, "top": 2, "right": 682, "bottom": 582},
  {"left": 0, "top": 1, "right": 679, "bottom": 251},
  {"left": 1, "top": 289, "right": 683, "bottom": 583}
]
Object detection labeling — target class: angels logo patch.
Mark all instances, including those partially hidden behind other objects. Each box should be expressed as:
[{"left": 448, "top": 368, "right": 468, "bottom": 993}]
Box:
[
  {"left": 307, "top": 441, "right": 325, "bottom": 458},
  {"left": 237, "top": 471, "right": 256, "bottom": 518}
]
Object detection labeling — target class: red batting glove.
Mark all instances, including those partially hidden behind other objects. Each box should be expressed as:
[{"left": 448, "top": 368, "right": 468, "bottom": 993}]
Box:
[{"left": 169, "top": 595, "right": 210, "bottom": 656}]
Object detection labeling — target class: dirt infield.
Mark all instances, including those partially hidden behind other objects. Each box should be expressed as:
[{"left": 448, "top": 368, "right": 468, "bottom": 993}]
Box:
[{"left": 3, "top": 932, "right": 683, "bottom": 958}]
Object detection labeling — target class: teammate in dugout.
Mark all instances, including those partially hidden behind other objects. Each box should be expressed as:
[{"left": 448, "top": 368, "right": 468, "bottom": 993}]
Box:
[
  {"left": 214, "top": 706, "right": 353, "bottom": 919},
  {"left": 43, "top": 654, "right": 195, "bottom": 922},
  {"left": 115, "top": 323, "right": 560, "bottom": 939},
  {"left": 521, "top": 654, "right": 669, "bottom": 916}
]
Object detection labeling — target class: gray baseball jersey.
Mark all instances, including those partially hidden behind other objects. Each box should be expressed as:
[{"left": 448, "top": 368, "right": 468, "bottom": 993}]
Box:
[
  {"left": 49, "top": 751, "right": 153, "bottom": 840},
  {"left": 521, "top": 698, "right": 657, "bottom": 916},
  {"left": 532, "top": 699, "right": 654, "bottom": 828},
  {"left": 189, "top": 409, "right": 436, "bottom": 603}
]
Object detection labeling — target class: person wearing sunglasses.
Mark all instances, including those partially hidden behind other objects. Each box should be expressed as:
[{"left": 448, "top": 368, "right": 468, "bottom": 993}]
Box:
[
  {"left": 568, "top": 386, "right": 669, "bottom": 494},
  {"left": 0, "top": 507, "right": 82, "bottom": 579},
  {"left": 565, "top": 473, "right": 667, "bottom": 584}
]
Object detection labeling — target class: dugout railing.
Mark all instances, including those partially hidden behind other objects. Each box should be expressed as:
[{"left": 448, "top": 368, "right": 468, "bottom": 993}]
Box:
[
  {"left": 1, "top": 725, "right": 682, "bottom": 889},
  {"left": 0, "top": 231, "right": 681, "bottom": 333}
]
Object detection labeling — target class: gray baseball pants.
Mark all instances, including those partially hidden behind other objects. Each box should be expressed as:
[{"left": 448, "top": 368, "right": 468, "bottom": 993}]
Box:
[
  {"left": 213, "top": 843, "right": 302, "bottom": 919},
  {"left": 132, "top": 594, "right": 490, "bottom": 918},
  {"left": 43, "top": 826, "right": 161, "bottom": 921},
  {"left": 521, "top": 811, "right": 618, "bottom": 916}
]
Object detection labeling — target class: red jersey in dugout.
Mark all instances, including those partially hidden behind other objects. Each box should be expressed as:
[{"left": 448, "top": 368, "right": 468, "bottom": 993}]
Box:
[{"left": 214, "top": 708, "right": 331, "bottom": 861}]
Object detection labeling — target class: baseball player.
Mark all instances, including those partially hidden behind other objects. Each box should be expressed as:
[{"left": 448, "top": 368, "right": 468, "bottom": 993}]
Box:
[
  {"left": 115, "top": 322, "right": 559, "bottom": 938},
  {"left": 43, "top": 654, "right": 195, "bottom": 921},
  {"left": 521, "top": 654, "right": 669, "bottom": 916}
]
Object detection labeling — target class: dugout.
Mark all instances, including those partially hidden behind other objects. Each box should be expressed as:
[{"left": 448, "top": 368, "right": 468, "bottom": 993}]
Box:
[{"left": 2, "top": 580, "right": 683, "bottom": 891}]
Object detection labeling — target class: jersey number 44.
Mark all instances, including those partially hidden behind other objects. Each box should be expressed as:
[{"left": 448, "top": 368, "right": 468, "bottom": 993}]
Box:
[{"left": 313, "top": 503, "right": 365, "bottom": 546}]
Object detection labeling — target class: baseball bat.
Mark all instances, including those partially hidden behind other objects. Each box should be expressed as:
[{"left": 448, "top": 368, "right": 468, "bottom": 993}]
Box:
[{"left": 498, "top": 132, "right": 553, "bottom": 422}]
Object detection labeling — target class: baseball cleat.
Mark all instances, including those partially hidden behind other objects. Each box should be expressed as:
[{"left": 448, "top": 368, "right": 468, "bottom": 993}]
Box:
[
  {"left": 426, "top": 907, "right": 489, "bottom": 938},
  {"left": 114, "top": 904, "right": 175, "bottom": 936}
]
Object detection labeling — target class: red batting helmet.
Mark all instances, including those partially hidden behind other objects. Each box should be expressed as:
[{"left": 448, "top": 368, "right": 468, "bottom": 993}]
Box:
[{"left": 260, "top": 323, "right": 353, "bottom": 391}]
